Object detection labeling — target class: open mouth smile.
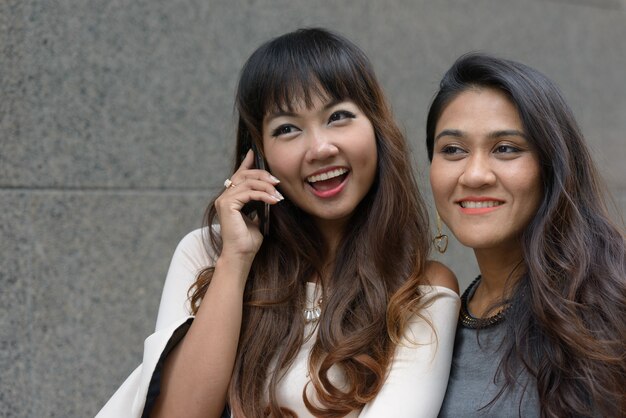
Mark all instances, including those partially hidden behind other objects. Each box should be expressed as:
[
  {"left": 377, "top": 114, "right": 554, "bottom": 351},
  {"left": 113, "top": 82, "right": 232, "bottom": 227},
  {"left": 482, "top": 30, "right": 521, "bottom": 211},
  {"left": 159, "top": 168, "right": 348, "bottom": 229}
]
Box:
[
  {"left": 306, "top": 167, "right": 349, "bottom": 197},
  {"left": 456, "top": 198, "right": 505, "bottom": 214},
  {"left": 459, "top": 201, "right": 503, "bottom": 209}
]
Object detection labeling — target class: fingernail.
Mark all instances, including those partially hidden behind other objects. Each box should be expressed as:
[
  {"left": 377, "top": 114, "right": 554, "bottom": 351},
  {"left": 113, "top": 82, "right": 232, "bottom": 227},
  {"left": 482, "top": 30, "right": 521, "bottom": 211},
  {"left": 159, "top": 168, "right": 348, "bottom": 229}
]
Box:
[
  {"left": 270, "top": 175, "right": 280, "bottom": 183},
  {"left": 274, "top": 191, "right": 284, "bottom": 201}
]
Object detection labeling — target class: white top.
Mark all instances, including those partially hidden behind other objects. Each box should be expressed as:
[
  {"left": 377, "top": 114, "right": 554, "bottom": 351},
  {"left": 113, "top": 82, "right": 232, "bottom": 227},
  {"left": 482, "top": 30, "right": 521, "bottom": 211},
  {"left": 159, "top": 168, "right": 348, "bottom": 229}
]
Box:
[{"left": 97, "top": 228, "right": 460, "bottom": 418}]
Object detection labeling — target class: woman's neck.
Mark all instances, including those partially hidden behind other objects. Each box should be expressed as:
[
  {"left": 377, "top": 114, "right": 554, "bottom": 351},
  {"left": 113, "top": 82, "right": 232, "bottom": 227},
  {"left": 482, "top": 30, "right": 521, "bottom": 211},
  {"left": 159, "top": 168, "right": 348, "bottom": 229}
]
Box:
[
  {"left": 315, "top": 218, "right": 347, "bottom": 258},
  {"left": 469, "top": 244, "right": 525, "bottom": 318}
]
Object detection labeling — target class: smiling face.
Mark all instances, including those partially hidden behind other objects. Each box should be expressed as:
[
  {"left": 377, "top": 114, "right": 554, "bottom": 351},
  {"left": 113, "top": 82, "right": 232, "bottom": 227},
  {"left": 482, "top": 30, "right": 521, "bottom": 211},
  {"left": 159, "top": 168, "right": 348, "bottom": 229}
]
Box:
[
  {"left": 262, "top": 93, "right": 378, "bottom": 239},
  {"left": 429, "top": 87, "right": 543, "bottom": 253}
]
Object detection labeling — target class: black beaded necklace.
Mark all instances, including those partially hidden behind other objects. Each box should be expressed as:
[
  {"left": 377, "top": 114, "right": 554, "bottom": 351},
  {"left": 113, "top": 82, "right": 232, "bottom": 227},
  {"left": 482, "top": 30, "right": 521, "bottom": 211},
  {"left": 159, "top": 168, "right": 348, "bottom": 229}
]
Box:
[{"left": 459, "top": 275, "right": 510, "bottom": 329}]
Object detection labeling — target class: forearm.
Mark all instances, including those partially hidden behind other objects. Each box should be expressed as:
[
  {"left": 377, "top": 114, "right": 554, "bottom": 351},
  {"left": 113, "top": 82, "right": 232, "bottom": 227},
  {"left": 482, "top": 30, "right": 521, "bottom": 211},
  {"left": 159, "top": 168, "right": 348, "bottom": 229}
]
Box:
[{"left": 151, "top": 255, "right": 251, "bottom": 418}]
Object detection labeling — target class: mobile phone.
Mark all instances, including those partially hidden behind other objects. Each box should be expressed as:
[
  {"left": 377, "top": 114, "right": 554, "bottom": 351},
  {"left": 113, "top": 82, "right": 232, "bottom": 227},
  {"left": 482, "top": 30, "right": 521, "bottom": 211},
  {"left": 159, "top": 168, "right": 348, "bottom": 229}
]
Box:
[{"left": 239, "top": 138, "right": 270, "bottom": 236}]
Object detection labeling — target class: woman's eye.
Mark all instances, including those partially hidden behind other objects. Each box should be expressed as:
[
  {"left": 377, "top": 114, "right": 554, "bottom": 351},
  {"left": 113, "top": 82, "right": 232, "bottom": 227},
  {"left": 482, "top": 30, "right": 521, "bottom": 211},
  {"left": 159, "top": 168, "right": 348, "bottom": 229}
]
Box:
[
  {"left": 328, "top": 110, "right": 356, "bottom": 124},
  {"left": 440, "top": 145, "right": 465, "bottom": 155},
  {"left": 494, "top": 144, "right": 520, "bottom": 153},
  {"left": 271, "top": 124, "right": 298, "bottom": 137}
]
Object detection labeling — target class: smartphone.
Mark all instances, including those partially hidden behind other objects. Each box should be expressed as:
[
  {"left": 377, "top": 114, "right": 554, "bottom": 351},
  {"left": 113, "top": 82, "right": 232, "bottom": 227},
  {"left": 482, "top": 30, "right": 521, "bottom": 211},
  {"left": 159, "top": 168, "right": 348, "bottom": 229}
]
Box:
[{"left": 239, "top": 137, "right": 270, "bottom": 236}]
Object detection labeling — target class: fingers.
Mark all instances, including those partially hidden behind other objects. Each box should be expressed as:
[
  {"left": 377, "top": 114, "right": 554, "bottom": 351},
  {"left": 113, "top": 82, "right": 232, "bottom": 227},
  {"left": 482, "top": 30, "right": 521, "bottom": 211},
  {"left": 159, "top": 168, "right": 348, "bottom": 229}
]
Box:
[
  {"left": 228, "top": 171, "right": 280, "bottom": 189},
  {"left": 214, "top": 176, "right": 281, "bottom": 254},
  {"left": 230, "top": 150, "right": 280, "bottom": 187},
  {"left": 215, "top": 176, "right": 284, "bottom": 221},
  {"left": 215, "top": 150, "right": 284, "bottom": 257},
  {"left": 216, "top": 148, "right": 283, "bottom": 235},
  {"left": 239, "top": 148, "right": 255, "bottom": 170},
  {"left": 223, "top": 178, "right": 284, "bottom": 205}
]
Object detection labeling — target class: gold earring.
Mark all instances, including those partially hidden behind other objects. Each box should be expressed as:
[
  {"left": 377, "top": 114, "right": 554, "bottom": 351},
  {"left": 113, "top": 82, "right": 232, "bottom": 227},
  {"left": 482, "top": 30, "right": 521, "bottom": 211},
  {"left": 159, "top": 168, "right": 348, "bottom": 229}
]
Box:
[{"left": 433, "top": 212, "right": 448, "bottom": 254}]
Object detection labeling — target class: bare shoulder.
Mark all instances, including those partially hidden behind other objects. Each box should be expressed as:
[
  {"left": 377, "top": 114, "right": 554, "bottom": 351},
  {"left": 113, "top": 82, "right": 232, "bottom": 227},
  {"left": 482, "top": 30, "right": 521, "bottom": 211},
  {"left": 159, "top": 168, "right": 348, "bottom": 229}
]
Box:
[{"left": 423, "top": 260, "right": 459, "bottom": 294}]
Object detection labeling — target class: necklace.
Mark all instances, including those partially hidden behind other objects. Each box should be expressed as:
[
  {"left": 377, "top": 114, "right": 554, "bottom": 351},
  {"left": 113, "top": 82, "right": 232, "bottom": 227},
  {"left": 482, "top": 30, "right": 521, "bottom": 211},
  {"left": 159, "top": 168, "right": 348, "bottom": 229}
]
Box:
[
  {"left": 303, "top": 297, "right": 323, "bottom": 323},
  {"left": 459, "top": 275, "right": 510, "bottom": 329}
]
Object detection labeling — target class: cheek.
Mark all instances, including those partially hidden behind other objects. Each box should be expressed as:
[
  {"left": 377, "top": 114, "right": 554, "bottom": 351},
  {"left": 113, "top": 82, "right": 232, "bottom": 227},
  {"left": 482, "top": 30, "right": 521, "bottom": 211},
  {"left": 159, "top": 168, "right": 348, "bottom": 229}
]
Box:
[
  {"left": 521, "top": 182, "right": 543, "bottom": 219},
  {"left": 517, "top": 164, "right": 543, "bottom": 206},
  {"left": 359, "top": 141, "right": 378, "bottom": 176},
  {"left": 512, "top": 167, "right": 543, "bottom": 228},
  {"left": 264, "top": 143, "right": 297, "bottom": 180},
  {"left": 267, "top": 159, "right": 297, "bottom": 186},
  {"left": 267, "top": 160, "right": 299, "bottom": 202},
  {"left": 350, "top": 126, "right": 377, "bottom": 166}
]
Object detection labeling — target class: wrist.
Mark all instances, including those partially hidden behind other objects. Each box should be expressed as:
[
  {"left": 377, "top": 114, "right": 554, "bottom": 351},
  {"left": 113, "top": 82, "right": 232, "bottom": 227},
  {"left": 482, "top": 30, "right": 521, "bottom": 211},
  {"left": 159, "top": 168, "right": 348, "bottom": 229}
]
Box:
[{"left": 214, "top": 253, "right": 254, "bottom": 288}]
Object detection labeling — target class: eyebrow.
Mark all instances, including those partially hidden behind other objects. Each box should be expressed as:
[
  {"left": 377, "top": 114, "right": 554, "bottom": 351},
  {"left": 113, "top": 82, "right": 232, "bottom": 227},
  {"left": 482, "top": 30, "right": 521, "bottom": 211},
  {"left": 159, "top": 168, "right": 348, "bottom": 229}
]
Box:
[
  {"left": 265, "top": 98, "right": 344, "bottom": 121},
  {"left": 435, "top": 129, "right": 527, "bottom": 141}
]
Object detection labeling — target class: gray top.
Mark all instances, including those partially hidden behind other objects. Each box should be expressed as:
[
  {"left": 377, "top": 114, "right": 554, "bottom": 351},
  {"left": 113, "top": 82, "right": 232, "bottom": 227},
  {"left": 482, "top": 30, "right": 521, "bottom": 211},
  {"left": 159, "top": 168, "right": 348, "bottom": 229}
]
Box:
[
  {"left": 438, "top": 280, "right": 540, "bottom": 418},
  {"left": 438, "top": 324, "right": 540, "bottom": 417}
]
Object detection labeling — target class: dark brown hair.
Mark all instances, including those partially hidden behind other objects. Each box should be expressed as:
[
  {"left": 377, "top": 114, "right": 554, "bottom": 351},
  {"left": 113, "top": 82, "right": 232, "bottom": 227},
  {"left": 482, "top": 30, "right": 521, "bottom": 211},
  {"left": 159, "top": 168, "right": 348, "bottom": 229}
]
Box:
[
  {"left": 190, "top": 28, "right": 432, "bottom": 417},
  {"left": 426, "top": 53, "right": 626, "bottom": 418}
]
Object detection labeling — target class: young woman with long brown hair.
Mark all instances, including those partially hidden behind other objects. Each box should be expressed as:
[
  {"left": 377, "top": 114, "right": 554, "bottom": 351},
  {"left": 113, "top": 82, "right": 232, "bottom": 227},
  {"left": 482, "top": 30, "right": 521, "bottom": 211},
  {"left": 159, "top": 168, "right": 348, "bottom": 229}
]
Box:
[
  {"left": 426, "top": 53, "right": 626, "bottom": 417},
  {"left": 98, "top": 28, "right": 459, "bottom": 417}
]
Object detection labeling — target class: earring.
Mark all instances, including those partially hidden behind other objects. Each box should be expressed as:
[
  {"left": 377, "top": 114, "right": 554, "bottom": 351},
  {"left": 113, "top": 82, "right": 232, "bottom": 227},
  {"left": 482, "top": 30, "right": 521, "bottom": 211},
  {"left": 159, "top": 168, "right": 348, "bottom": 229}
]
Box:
[{"left": 433, "top": 212, "right": 448, "bottom": 254}]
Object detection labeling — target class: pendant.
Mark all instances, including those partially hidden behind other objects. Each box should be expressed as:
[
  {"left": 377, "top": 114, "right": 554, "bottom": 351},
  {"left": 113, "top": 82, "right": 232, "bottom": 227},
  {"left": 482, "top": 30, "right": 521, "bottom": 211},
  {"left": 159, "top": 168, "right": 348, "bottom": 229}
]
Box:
[{"left": 303, "top": 305, "right": 322, "bottom": 323}]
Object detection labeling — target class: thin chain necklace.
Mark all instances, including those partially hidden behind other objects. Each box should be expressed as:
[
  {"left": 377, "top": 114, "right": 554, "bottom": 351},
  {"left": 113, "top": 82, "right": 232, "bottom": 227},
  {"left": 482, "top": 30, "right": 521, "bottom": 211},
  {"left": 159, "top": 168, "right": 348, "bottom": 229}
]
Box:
[
  {"left": 303, "top": 282, "right": 323, "bottom": 323},
  {"left": 303, "top": 298, "right": 323, "bottom": 323},
  {"left": 460, "top": 275, "right": 510, "bottom": 329}
]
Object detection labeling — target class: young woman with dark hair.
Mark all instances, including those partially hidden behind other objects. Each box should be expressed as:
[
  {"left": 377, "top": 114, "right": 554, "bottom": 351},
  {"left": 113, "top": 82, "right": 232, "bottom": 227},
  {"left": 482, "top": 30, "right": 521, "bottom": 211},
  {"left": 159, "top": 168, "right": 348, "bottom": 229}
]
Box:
[
  {"left": 426, "top": 53, "right": 626, "bottom": 417},
  {"left": 98, "top": 28, "right": 459, "bottom": 418}
]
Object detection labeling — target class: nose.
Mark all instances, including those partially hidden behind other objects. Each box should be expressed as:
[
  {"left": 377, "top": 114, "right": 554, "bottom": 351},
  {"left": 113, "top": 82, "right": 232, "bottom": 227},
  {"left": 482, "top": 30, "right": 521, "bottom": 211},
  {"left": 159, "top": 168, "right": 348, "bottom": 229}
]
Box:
[
  {"left": 459, "top": 153, "right": 496, "bottom": 188},
  {"left": 304, "top": 128, "right": 339, "bottom": 162}
]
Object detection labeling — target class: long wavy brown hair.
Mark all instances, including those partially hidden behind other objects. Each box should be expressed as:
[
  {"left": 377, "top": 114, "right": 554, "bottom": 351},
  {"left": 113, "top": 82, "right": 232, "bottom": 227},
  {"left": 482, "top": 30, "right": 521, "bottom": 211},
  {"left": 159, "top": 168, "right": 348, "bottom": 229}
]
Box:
[
  {"left": 426, "top": 53, "right": 626, "bottom": 418},
  {"left": 189, "top": 28, "right": 432, "bottom": 417}
]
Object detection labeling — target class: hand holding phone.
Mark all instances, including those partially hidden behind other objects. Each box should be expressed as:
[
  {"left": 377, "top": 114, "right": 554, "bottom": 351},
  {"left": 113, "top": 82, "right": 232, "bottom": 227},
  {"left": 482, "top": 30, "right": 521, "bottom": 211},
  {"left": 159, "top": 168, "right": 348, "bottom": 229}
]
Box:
[{"left": 239, "top": 141, "right": 271, "bottom": 236}]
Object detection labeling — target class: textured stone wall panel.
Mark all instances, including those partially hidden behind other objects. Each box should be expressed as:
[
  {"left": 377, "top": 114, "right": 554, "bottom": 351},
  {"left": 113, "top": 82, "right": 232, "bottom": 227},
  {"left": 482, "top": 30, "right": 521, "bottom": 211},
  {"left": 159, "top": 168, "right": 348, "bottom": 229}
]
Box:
[{"left": 1, "top": 0, "right": 624, "bottom": 416}]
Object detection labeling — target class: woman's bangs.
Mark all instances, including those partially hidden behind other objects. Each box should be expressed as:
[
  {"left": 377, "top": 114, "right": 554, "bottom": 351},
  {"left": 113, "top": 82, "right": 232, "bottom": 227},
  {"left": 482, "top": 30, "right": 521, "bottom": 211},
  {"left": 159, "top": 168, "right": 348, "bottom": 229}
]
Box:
[{"left": 260, "top": 52, "right": 359, "bottom": 115}]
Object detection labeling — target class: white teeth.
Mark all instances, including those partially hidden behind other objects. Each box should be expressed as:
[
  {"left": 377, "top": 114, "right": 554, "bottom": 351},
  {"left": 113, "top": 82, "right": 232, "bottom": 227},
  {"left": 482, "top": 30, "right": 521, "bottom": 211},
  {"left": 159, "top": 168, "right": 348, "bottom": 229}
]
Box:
[
  {"left": 307, "top": 168, "right": 348, "bottom": 183},
  {"left": 460, "top": 201, "right": 503, "bottom": 209}
]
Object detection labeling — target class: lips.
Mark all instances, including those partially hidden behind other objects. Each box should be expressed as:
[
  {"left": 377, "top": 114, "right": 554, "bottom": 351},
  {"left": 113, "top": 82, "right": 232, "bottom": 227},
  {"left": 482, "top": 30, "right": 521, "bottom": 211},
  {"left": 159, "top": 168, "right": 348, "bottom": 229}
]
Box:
[
  {"left": 306, "top": 167, "right": 349, "bottom": 191},
  {"left": 456, "top": 197, "right": 505, "bottom": 214},
  {"left": 459, "top": 201, "right": 503, "bottom": 209},
  {"left": 307, "top": 167, "right": 348, "bottom": 183},
  {"left": 306, "top": 167, "right": 349, "bottom": 197}
]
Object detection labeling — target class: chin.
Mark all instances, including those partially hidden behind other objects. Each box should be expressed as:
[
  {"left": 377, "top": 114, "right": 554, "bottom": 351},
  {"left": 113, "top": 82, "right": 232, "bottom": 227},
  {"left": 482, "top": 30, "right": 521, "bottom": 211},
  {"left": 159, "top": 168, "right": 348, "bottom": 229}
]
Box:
[
  {"left": 454, "top": 234, "right": 498, "bottom": 250},
  {"left": 316, "top": 212, "right": 353, "bottom": 222}
]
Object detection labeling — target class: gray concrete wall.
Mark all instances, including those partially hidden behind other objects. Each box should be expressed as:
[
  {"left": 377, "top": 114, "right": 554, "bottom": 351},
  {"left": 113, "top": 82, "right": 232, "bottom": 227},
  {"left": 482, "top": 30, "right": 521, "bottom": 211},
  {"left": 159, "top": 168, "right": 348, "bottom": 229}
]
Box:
[{"left": 1, "top": 1, "right": 624, "bottom": 416}]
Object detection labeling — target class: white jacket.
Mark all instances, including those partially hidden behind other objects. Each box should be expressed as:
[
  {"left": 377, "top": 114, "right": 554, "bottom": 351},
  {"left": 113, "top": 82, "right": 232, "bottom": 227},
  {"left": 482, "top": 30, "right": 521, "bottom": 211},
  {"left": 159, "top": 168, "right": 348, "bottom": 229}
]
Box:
[{"left": 97, "top": 228, "right": 460, "bottom": 417}]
